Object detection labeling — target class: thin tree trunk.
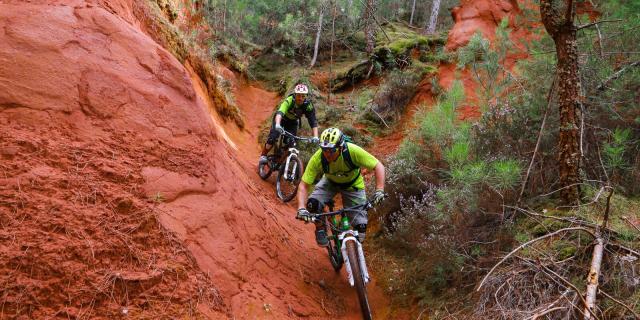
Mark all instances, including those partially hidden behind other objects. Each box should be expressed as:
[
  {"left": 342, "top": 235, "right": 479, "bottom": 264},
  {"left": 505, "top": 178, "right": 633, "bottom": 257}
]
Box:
[
  {"left": 223, "top": 0, "right": 226, "bottom": 34},
  {"left": 409, "top": 0, "right": 417, "bottom": 26},
  {"left": 328, "top": 0, "right": 336, "bottom": 104},
  {"left": 426, "top": 0, "right": 441, "bottom": 34},
  {"left": 364, "top": 0, "right": 376, "bottom": 54},
  {"left": 540, "top": 0, "right": 581, "bottom": 204},
  {"left": 310, "top": 4, "right": 325, "bottom": 68}
]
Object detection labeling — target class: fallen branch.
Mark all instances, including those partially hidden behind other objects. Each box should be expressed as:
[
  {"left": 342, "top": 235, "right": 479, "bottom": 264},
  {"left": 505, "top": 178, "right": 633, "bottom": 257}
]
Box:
[
  {"left": 584, "top": 232, "right": 604, "bottom": 320},
  {"left": 477, "top": 227, "right": 595, "bottom": 291},
  {"left": 607, "top": 243, "right": 640, "bottom": 258},
  {"left": 584, "top": 189, "right": 612, "bottom": 320},
  {"left": 526, "top": 289, "right": 571, "bottom": 320},
  {"left": 528, "top": 306, "right": 566, "bottom": 319},
  {"left": 536, "top": 263, "right": 595, "bottom": 320},
  {"left": 505, "top": 205, "right": 624, "bottom": 238},
  {"left": 598, "top": 289, "right": 640, "bottom": 319}
]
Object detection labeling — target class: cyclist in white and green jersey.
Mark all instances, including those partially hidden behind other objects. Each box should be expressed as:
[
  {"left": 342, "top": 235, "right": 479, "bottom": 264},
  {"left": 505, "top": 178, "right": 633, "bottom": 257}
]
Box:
[
  {"left": 296, "top": 127, "right": 386, "bottom": 246},
  {"left": 259, "top": 84, "right": 319, "bottom": 165}
]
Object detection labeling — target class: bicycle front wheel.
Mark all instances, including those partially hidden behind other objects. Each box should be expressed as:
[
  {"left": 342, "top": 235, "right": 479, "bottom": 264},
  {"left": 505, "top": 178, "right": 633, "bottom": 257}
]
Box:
[
  {"left": 276, "top": 155, "right": 303, "bottom": 202},
  {"left": 258, "top": 158, "right": 273, "bottom": 180},
  {"left": 325, "top": 220, "right": 343, "bottom": 272},
  {"left": 346, "top": 240, "right": 372, "bottom": 320}
]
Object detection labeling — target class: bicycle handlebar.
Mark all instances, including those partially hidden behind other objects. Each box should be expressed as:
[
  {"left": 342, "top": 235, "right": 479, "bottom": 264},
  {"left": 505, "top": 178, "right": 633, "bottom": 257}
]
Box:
[
  {"left": 296, "top": 202, "right": 374, "bottom": 222},
  {"left": 281, "top": 130, "right": 317, "bottom": 143}
]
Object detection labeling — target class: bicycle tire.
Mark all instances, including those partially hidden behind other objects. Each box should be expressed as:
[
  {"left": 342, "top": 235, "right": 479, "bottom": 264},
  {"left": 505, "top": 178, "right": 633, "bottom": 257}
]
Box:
[
  {"left": 258, "top": 160, "right": 273, "bottom": 180},
  {"left": 276, "top": 155, "right": 303, "bottom": 202},
  {"left": 325, "top": 218, "right": 343, "bottom": 272},
  {"left": 346, "top": 240, "right": 372, "bottom": 320}
]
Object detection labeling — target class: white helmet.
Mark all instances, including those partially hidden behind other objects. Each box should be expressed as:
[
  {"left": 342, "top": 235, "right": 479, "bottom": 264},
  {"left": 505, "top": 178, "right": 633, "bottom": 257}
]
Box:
[{"left": 294, "top": 84, "right": 309, "bottom": 95}]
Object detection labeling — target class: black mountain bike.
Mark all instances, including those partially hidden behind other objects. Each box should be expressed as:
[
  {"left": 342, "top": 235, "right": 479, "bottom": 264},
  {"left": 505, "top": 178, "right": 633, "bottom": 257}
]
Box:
[
  {"left": 258, "top": 131, "right": 314, "bottom": 202},
  {"left": 297, "top": 201, "right": 374, "bottom": 320}
]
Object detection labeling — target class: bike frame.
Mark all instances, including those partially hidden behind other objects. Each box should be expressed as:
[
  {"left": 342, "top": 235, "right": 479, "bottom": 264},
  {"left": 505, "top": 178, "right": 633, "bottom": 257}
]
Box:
[
  {"left": 270, "top": 131, "right": 311, "bottom": 171},
  {"left": 311, "top": 204, "right": 372, "bottom": 286}
]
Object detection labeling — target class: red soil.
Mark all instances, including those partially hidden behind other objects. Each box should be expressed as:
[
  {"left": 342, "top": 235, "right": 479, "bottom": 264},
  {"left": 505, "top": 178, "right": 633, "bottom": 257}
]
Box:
[
  {"left": 440, "top": 0, "right": 537, "bottom": 113},
  {"left": 0, "top": 2, "right": 229, "bottom": 318},
  {"left": 373, "top": 0, "right": 539, "bottom": 157},
  {"left": 0, "top": 1, "right": 391, "bottom": 318}
]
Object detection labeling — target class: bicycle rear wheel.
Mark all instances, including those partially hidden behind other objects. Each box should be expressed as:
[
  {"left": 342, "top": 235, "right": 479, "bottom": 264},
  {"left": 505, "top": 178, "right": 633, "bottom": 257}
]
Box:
[
  {"left": 345, "top": 240, "right": 372, "bottom": 320},
  {"left": 276, "top": 155, "right": 302, "bottom": 202}
]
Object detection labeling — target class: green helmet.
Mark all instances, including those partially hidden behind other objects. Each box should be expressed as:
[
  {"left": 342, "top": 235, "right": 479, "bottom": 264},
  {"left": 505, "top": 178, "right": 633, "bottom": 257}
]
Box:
[{"left": 319, "top": 127, "right": 344, "bottom": 149}]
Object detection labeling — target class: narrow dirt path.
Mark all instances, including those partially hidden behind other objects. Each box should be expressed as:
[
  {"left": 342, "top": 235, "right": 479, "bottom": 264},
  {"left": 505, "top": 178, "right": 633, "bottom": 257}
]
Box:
[{"left": 185, "top": 64, "right": 392, "bottom": 319}]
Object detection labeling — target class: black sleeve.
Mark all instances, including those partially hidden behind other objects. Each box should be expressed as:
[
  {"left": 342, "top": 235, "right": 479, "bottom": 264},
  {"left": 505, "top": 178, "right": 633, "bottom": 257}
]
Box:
[{"left": 305, "top": 104, "right": 318, "bottom": 128}]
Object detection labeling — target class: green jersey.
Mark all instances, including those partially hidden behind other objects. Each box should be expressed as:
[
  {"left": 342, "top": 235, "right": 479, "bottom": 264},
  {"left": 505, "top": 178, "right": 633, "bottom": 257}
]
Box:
[
  {"left": 302, "top": 142, "right": 379, "bottom": 190},
  {"left": 276, "top": 95, "right": 317, "bottom": 128}
]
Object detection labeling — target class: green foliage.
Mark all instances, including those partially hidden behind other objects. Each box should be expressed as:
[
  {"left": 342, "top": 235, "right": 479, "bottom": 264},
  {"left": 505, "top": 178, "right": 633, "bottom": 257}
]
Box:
[
  {"left": 490, "top": 160, "right": 522, "bottom": 191},
  {"left": 417, "top": 80, "right": 464, "bottom": 146},
  {"left": 603, "top": 128, "right": 633, "bottom": 171},
  {"left": 456, "top": 18, "right": 513, "bottom": 111},
  {"left": 443, "top": 141, "right": 470, "bottom": 169},
  {"left": 379, "top": 76, "right": 524, "bottom": 306}
]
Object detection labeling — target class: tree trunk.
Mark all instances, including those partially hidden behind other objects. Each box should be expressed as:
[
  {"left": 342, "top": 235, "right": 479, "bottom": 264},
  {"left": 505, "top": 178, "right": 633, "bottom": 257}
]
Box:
[
  {"left": 426, "top": 0, "right": 441, "bottom": 34},
  {"left": 310, "top": 4, "right": 325, "bottom": 68},
  {"left": 540, "top": 0, "right": 581, "bottom": 204},
  {"left": 222, "top": 0, "right": 227, "bottom": 34},
  {"left": 409, "top": 0, "right": 417, "bottom": 26},
  {"left": 364, "top": 0, "right": 376, "bottom": 55}
]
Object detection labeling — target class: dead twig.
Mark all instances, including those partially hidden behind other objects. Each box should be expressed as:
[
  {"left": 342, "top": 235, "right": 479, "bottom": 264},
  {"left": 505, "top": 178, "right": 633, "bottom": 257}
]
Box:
[
  {"left": 621, "top": 216, "right": 640, "bottom": 233},
  {"left": 598, "top": 289, "right": 640, "bottom": 319},
  {"left": 607, "top": 243, "right": 640, "bottom": 258},
  {"left": 528, "top": 306, "right": 567, "bottom": 319},
  {"left": 477, "top": 227, "right": 596, "bottom": 291},
  {"left": 596, "top": 60, "right": 640, "bottom": 91},
  {"left": 577, "top": 19, "right": 623, "bottom": 30},
  {"left": 369, "top": 105, "right": 390, "bottom": 128}
]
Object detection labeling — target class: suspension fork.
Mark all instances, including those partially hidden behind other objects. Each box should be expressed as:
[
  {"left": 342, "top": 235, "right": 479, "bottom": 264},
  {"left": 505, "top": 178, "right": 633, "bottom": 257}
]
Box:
[
  {"left": 340, "top": 230, "right": 370, "bottom": 286},
  {"left": 283, "top": 148, "right": 299, "bottom": 180}
]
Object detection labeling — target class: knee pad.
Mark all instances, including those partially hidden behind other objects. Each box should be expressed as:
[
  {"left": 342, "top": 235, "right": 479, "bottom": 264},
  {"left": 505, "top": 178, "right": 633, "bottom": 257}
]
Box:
[{"left": 306, "top": 198, "right": 321, "bottom": 214}]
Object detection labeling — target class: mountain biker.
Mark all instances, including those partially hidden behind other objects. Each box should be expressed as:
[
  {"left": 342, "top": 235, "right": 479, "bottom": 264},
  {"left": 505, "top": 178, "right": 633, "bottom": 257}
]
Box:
[
  {"left": 259, "top": 84, "right": 319, "bottom": 165},
  {"left": 296, "top": 127, "right": 385, "bottom": 246}
]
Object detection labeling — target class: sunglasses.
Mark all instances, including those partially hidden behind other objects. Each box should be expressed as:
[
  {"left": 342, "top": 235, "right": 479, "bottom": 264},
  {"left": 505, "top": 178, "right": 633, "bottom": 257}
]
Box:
[{"left": 321, "top": 146, "right": 339, "bottom": 154}]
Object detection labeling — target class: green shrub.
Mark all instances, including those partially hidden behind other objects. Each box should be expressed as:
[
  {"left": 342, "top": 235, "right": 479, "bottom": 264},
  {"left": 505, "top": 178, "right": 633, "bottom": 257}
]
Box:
[
  {"left": 490, "top": 160, "right": 522, "bottom": 191},
  {"left": 603, "top": 128, "right": 632, "bottom": 171}
]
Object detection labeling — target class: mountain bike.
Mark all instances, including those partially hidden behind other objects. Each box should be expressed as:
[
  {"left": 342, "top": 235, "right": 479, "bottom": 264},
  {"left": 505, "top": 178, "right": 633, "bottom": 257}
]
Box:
[
  {"left": 257, "top": 130, "right": 314, "bottom": 202},
  {"left": 297, "top": 201, "right": 374, "bottom": 320}
]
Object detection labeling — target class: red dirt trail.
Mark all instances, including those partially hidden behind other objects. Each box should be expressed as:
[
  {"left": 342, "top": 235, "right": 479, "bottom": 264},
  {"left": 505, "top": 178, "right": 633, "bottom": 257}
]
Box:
[
  {"left": 206, "top": 64, "right": 393, "bottom": 319},
  {"left": 0, "top": 0, "right": 390, "bottom": 319}
]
